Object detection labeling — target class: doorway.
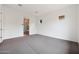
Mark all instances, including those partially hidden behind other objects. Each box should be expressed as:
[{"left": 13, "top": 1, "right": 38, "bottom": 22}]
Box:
[{"left": 23, "top": 17, "right": 29, "bottom": 36}]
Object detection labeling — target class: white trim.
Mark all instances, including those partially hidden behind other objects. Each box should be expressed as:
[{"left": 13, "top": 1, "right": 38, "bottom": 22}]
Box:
[
  {"left": 0, "top": 39, "right": 3, "bottom": 43},
  {"left": 37, "top": 34, "right": 78, "bottom": 43}
]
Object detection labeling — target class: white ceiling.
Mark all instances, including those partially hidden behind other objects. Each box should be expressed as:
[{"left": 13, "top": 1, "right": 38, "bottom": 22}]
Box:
[{"left": 4, "top": 4, "right": 72, "bottom": 16}]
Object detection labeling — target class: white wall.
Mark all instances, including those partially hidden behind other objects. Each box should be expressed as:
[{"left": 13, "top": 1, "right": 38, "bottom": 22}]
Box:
[
  {"left": 2, "top": 6, "right": 37, "bottom": 40},
  {"left": 0, "top": 5, "right": 2, "bottom": 43},
  {"left": 77, "top": 5, "right": 79, "bottom": 43},
  {"left": 36, "top": 5, "right": 78, "bottom": 42}
]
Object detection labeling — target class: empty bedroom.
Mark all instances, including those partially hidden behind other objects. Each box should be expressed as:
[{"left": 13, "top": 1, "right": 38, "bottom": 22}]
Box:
[{"left": 0, "top": 4, "right": 79, "bottom": 54}]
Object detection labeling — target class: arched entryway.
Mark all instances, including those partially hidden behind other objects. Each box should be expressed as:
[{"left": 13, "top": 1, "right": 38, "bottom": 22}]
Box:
[{"left": 23, "top": 17, "right": 29, "bottom": 36}]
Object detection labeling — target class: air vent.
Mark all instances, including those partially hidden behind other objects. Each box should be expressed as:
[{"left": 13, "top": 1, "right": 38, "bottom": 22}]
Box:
[{"left": 18, "top": 4, "right": 23, "bottom": 7}]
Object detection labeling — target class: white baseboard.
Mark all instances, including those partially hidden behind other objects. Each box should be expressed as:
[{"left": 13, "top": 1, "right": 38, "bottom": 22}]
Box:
[
  {"left": 0, "top": 40, "right": 3, "bottom": 43},
  {"left": 37, "top": 34, "right": 78, "bottom": 43}
]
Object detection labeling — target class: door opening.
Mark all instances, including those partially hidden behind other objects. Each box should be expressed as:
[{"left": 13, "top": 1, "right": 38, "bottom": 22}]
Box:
[{"left": 23, "top": 17, "right": 29, "bottom": 36}]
